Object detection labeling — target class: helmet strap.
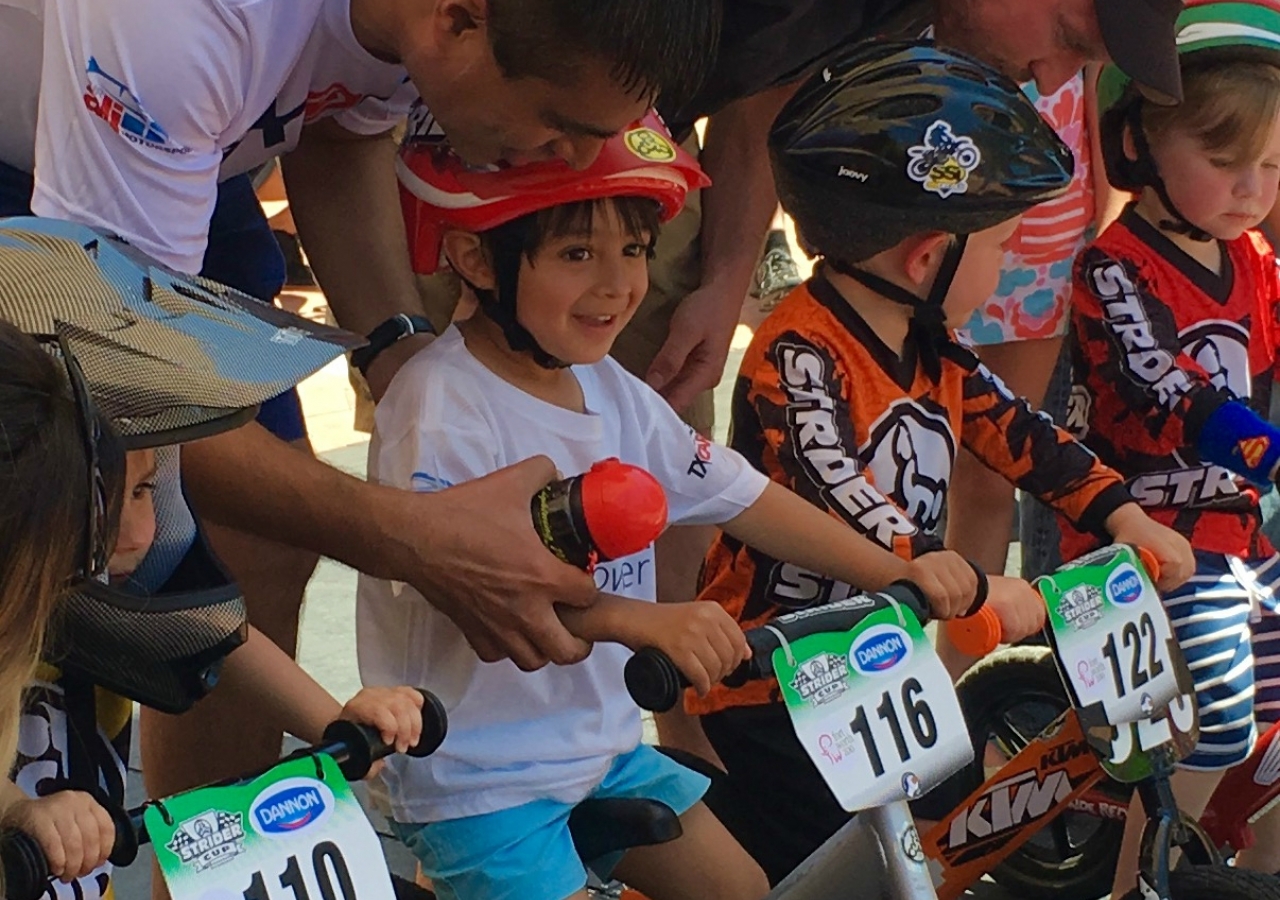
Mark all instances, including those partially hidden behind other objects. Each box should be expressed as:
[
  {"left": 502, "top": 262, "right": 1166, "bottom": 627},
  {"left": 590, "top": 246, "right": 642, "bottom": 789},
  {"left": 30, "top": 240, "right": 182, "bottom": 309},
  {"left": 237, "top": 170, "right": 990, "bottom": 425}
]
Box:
[
  {"left": 1126, "top": 104, "right": 1215, "bottom": 243},
  {"left": 451, "top": 227, "right": 571, "bottom": 370},
  {"left": 830, "top": 235, "right": 976, "bottom": 381}
]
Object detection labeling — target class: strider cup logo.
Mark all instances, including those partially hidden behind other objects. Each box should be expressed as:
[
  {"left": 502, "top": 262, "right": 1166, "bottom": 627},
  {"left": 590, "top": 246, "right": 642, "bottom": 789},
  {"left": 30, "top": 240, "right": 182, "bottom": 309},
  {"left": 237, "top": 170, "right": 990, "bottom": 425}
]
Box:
[
  {"left": 790, "top": 652, "right": 850, "bottom": 705},
  {"left": 863, "top": 401, "right": 956, "bottom": 534},
  {"left": 166, "top": 810, "right": 246, "bottom": 870},
  {"left": 1058, "top": 584, "right": 1104, "bottom": 631}
]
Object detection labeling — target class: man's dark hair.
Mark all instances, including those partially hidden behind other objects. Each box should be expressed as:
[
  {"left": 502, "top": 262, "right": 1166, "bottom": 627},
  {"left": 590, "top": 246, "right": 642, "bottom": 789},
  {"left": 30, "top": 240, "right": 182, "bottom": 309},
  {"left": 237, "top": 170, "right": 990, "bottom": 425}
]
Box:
[{"left": 487, "top": 0, "right": 723, "bottom": 110}]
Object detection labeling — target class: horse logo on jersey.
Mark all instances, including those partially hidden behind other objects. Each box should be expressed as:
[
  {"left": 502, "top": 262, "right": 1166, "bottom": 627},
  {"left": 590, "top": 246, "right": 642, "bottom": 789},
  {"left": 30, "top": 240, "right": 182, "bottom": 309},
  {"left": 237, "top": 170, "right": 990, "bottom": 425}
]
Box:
[
  {"left": 863, "top": 401, "right": 956, "bottom": 533},
  {"left": 1180, "top": 320, "right": 1251, "bottom": 399}
]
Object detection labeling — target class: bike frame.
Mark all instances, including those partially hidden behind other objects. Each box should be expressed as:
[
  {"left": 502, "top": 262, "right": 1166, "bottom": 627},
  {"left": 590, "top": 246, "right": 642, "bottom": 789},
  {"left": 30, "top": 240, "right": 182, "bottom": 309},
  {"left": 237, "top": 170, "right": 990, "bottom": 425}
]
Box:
[{"left": 1199, "top": 718, "right": 1280, "bottom": 852}]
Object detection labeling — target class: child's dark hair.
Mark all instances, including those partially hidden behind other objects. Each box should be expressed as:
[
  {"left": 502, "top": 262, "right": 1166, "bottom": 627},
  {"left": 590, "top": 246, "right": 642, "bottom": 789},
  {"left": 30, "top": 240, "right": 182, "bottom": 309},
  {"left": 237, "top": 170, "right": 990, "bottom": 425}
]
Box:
[{"left": 0, "top": 320, "right": 124, "bottom": 779}]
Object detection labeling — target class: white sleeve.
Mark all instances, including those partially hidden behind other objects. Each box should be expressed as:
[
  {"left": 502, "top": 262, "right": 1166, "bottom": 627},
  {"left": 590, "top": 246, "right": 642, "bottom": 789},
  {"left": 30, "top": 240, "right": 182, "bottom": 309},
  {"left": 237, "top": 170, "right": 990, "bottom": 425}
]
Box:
[
  {"left": 32, "top": 0, "right": 250, "bottom": 272},
  {"left": 372, "top": 368, "right": 501, "bottom": 493},
  {"left": 632, "top": 384, "right": 768, "bottom": 528},
  {"left": 332, "top": 76, "right": 417, "bottom": 136}
]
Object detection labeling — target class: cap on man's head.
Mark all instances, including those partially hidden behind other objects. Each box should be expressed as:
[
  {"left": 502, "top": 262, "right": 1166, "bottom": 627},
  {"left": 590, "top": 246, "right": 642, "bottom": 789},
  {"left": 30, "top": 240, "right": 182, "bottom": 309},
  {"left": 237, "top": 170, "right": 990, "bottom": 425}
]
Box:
[{"left": 1095, "top": 0, "right": 1185, "bottom": 104}]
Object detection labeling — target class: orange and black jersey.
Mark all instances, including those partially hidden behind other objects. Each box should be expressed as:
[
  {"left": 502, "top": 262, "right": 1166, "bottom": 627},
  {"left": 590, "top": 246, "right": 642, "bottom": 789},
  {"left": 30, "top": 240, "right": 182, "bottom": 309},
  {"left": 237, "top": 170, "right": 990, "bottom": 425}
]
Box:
[
  {"left": 692, "top": 272, "right": 1131, "bottom": 714},
  {"left": 1060, "top": 207, "right": 1280, "bottom": 562}
]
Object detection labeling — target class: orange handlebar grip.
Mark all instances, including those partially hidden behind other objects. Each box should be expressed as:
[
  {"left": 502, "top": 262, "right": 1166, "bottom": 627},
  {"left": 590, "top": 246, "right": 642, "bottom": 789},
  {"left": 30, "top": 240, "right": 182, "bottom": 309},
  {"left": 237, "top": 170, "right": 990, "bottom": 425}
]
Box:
[
  {"left": 945, "top": 605, "right": 1004, "bottom": 658},
  {"left": 1137, "top": 546, "right": 1161, "bottom": 584}
]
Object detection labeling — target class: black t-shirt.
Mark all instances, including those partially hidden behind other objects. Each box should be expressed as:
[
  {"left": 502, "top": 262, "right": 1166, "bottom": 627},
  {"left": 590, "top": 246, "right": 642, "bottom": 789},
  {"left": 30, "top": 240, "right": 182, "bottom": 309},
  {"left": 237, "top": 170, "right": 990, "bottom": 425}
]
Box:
[{"left": 659, "top": 0, "right": 928, "bottom": 137}]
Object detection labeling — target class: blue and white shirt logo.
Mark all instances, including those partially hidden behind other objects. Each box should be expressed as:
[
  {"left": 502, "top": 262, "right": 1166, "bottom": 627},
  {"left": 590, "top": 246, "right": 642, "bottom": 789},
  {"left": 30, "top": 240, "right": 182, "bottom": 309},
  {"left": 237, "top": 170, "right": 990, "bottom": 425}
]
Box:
[
  {"left": 850, "top": 624, "right": 913, "bottom": 676},
  {"left": 82, "top": 57, "right": 190, "bottom": 155},
  {"left": 250, "top": 777, "right": 335, "bottom": 837}
]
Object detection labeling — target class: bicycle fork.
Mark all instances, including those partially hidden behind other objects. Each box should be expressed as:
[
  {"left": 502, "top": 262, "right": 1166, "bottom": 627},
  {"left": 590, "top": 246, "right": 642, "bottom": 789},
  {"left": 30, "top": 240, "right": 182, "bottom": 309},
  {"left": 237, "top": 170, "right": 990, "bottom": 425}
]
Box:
[{"left": 1136, "top": 749, "right": 1221, "bottom": 900}]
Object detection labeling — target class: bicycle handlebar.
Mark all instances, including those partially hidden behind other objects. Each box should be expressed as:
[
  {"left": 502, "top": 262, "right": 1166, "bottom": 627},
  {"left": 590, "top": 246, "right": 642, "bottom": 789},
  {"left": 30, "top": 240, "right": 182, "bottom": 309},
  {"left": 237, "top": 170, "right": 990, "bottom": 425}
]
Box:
[
  {"left": 625, "top": 581, "right": 939, "bottom": 712},
  {"left": 0, "top": 689, "right": 448, "bottom": 900}
]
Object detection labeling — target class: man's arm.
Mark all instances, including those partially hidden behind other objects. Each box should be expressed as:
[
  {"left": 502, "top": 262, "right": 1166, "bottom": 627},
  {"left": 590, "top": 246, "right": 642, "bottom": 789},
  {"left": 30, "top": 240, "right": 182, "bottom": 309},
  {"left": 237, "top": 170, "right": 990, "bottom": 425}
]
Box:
[
  {"left": 181, "top": 422, "right": 597, "bottom": 669},
  {"left": 281, "top": 119, "right": 434, "bottom": 397},
  {"left": 646, "top": 82, "right": 801, "bottom": 412}
]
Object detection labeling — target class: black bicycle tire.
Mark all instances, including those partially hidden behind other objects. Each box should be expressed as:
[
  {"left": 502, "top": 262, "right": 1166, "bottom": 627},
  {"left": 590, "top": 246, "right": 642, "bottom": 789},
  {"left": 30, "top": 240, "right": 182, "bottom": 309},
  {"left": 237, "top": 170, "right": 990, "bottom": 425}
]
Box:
[
  {"left": 1118, "top": 866, "right": 1280, "bottom": 900},
  {"left": 953, "top": 645, "right": 1123, "bottom": 900}
]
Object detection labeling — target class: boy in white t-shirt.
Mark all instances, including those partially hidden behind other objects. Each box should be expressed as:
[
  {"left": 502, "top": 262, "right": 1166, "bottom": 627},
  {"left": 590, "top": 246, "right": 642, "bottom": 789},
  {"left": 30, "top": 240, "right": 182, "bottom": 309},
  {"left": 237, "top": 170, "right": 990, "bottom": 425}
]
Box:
[{"left": 359, "top": 115, "right": 1008, "bottom": 900}]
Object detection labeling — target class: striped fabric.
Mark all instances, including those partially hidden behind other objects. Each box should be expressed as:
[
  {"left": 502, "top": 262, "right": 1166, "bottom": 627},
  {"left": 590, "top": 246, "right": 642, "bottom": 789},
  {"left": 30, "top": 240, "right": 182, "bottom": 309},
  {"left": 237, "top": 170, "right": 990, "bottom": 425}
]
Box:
[{"left": 1165, "top": 551, "right": 1280, "bottom": 770}]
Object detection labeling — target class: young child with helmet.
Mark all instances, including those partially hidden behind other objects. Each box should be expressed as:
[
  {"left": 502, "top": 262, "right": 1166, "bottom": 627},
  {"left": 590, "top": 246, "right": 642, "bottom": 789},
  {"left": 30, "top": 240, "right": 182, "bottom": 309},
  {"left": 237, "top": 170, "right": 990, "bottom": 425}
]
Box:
[
  {"left": 1063, "top": 0, "right": 1280, "bottom": 890},
  {"left": 681, "top": 39, "right": 1197, "bottom": 886},
  {"left": 369, "top": 110, "right": 1015, "bottom": 900},
  {"left": 0, "top": 219, "right": 427, "bottom": 898}
]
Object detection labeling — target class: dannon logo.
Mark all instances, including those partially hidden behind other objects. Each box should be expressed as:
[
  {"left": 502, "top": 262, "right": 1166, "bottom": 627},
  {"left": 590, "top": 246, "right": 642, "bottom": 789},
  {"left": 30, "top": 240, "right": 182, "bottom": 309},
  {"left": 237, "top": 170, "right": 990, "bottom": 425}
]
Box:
[
  {"left": 250, "top": 778, "right": 335, "bottom": 837},
  {"left": 1106, "top": 565, "right": 1144, "bottom": 606},
  {"left": 850, "top": 624, "right": 912, "bottom": 676}
]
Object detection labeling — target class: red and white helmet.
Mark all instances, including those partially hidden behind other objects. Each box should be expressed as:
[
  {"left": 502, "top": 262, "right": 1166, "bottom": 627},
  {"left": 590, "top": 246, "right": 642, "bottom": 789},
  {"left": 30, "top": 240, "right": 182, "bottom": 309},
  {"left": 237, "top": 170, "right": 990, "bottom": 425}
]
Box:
[{"left": 397, "top": 112, "right": 709, "bottom": 274}]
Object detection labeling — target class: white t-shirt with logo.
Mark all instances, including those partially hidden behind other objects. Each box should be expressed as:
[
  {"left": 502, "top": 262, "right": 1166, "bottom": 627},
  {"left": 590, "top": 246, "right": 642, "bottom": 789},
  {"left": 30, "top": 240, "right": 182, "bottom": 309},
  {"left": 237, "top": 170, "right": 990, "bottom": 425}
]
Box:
[
  {"left": 12, "top": 0, "right": 416, "bottom": 272},
  {"left": 358, "top": 327, "right": 768, "bottom": 823}
]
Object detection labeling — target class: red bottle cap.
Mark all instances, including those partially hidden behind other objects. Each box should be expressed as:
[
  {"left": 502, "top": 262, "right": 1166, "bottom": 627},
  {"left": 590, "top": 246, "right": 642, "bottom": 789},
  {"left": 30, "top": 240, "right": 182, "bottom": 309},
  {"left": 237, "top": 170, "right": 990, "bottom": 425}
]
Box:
[{"left": 578, "top": 458, "right": 668, "bottom": 561}]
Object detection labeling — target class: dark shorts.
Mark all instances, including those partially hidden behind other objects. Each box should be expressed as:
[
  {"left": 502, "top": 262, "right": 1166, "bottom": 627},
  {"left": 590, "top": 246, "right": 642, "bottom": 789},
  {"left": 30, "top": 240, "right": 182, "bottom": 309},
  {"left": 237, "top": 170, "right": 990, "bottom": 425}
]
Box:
[
  {"left": 0, "top": 162, "right": 305, "bottom": 443},
  {"left": 701, "top": 703, "right": 852, "bottom": 886}
]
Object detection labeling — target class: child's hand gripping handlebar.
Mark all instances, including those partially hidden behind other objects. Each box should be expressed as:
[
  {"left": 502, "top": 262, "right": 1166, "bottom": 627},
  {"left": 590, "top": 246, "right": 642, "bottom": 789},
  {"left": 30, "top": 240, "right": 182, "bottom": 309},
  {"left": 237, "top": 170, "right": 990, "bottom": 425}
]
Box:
[{"left": 0, "top": 689, "right": 448, "bottom": 900}]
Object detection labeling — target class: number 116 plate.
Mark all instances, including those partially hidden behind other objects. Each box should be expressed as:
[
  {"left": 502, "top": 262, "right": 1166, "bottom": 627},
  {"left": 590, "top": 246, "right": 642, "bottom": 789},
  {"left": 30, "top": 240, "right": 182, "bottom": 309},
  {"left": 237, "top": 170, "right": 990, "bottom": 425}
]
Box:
[{"left": 775, "top": 605, "right": 972, "bottom": 813}]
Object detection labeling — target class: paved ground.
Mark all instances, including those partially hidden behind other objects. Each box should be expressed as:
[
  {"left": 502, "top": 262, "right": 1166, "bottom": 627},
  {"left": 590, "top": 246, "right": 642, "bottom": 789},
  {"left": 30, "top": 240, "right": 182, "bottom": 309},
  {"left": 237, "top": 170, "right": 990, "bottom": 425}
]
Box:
[{"left": 111, "top": 304, "right": 1024, "bottom": 898}]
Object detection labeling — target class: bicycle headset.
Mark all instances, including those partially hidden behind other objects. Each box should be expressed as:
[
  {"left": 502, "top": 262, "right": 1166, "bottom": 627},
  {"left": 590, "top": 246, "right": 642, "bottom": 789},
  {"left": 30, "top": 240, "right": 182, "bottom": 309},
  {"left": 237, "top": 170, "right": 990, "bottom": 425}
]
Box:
[
  {"left": 1097, "top": 0, "right": 1280, "bottom": 241},
  {"left": 0, "top": 217, "right": 359, "bottom": 714},
  {"left": 767, "top": 39, "right": 1075, "bottom": 380},
  {"left": 396, "top": 110, "right": 709, "bottom": 369}
]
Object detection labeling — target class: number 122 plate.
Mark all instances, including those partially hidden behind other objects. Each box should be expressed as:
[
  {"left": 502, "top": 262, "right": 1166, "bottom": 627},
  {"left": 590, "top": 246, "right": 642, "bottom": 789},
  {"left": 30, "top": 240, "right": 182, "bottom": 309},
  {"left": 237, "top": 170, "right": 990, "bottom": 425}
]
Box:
[{"left": 145, "top": 753, "right": 395, "bottom": 900}]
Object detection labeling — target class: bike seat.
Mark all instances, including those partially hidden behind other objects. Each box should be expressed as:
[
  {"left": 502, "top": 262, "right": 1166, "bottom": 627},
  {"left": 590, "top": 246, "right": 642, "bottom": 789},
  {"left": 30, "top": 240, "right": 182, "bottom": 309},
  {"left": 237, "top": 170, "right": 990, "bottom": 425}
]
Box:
[{"left": 569, "top": 797, "right": 683, "bottom": 863}]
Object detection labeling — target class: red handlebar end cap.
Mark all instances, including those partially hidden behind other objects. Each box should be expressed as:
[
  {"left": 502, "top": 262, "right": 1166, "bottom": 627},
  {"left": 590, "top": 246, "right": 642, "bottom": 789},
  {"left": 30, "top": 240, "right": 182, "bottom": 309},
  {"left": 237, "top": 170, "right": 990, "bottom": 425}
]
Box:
[
  {"left": 945, "top": 606, "right": 1003, "bottom": 658},
  {"left": 580, "top": 459, "right": 668, "bottom": 561}
]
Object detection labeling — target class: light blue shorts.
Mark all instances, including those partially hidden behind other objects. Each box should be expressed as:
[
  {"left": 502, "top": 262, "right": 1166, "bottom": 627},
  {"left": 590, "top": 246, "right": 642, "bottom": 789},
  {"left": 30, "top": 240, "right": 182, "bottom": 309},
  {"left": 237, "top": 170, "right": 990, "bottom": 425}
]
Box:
[{"left": 392, "top": 744, "right": 709, "bottom": 900}]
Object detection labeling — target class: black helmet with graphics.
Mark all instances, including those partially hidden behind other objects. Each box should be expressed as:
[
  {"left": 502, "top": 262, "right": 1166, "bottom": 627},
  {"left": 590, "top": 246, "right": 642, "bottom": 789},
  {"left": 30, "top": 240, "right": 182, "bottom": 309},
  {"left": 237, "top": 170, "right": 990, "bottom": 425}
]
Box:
[
  {"left": 769, "top": 39, "right": 1074, "bottom": 265},
  {"left": 0, "top": 217, "right": 360, "bottom": 713},
  {"left": 769, "top": 39, "right": 1072, "bottom": 380},
  {"left": 1097, "top": 0, "right": 1280, "bottom": 239}
]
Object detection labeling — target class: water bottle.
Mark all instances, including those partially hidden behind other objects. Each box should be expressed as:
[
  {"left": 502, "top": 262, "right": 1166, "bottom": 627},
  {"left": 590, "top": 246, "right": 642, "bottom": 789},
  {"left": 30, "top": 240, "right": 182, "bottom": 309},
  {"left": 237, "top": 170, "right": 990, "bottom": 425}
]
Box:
[{"left": 531, "top": 458, "right": 668, "bottom": 571}]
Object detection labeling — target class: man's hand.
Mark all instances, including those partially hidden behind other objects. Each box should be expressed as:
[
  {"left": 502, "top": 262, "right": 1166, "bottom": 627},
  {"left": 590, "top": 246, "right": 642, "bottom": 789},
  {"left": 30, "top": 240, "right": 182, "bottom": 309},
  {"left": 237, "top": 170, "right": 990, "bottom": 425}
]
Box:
[
  {"left": 645, "top": 283, "right": 741, "bottom": 414},
  {"left": 1104, "top": 503, "right": 1194, "bottom": 591},
  {"left": 394, "top": 456, "right": 599, "bottom": 670}
]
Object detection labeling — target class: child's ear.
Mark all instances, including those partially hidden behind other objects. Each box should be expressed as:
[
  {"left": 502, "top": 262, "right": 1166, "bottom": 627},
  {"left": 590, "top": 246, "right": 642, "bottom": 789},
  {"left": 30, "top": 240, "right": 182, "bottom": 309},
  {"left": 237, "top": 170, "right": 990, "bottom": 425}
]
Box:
[
  {"left": 1121, "top": 122, "right": 1139, "bottom": 163},
  {"left": 901, "top": 232, "right": 952, "bottom": 288},
  {"left": 442, "top": 231, "right": 496, "bottom": 290}
]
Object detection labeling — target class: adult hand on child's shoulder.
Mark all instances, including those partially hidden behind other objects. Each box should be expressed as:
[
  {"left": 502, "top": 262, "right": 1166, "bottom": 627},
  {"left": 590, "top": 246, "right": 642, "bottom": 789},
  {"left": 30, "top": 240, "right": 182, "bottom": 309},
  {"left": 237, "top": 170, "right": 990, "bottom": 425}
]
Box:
[
  {"left": 986, "top": 576, "right": 1047, "bottom": 644},
  {"left": 6, "top": 791, "right": 115, "bottom": 881},
  {"left": 903, "top": 550, "right": 979, "bottom": 620},
  {"left": 390, "top": 456, "right": 598, "bottom": 671},
  {"left": 1103, "top": 503, "right": 1194, "bottom": 591}
]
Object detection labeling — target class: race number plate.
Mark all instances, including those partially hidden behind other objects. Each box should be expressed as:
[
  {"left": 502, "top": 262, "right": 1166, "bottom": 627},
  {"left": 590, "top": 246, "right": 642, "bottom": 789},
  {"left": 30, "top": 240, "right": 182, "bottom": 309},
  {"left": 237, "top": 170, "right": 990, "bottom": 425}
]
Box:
[
  {"left": 775, "top": 605, "right": 971, "bottom": 812},
  {"left": 146, "top": 753, "right": 394, "bottom": 900},
  {"left": 1039, "top": 545, "right": 1182, "bottom": 727}
]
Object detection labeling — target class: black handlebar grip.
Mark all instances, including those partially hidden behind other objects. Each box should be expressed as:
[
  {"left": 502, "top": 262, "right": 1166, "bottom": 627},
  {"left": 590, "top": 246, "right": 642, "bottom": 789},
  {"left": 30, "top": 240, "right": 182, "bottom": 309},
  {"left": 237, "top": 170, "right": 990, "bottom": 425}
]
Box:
[
  {"left": 624, "top": 647, "right": 686, "bottom": 712},
  {"left": 1, "top": 829, "right": 49, "bottom": 900},
  {"left": 325, "top": 688, "right": 449, "bottom": 780},
  {"left": 106, "top": 802, "right": 139, "bottom": 867}
]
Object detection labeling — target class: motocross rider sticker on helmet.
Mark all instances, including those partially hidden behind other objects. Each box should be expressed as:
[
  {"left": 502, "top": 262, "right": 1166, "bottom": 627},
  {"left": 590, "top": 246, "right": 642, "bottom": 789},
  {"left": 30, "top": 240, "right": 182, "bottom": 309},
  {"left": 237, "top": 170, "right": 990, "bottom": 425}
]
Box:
[
  {"left": 906, "top": 120, "right": 981, "bottom": 198},
  {"left": 625, "top": 126, "right": 677, "bottom": 163}
]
